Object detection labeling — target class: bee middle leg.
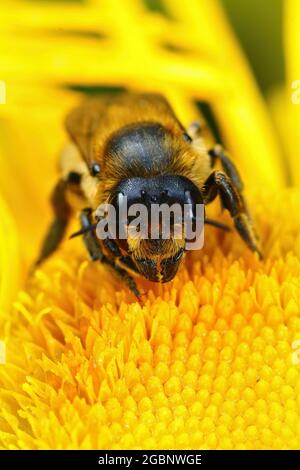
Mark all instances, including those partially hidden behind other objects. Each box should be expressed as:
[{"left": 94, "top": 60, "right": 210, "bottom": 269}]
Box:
[
  {"left": 80, "top": 209, "right": 141, "bottom": 298},
  {"left": 202, "top": 170, "right": 262, "bottom": 257},
  {"left": 208, "top": 144, "right": 243, "bottom": 191}
]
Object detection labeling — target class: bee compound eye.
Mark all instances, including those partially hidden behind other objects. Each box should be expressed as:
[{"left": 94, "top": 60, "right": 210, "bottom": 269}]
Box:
[{"left": 90, "top": 163, "right": 101, "bottom": 177}]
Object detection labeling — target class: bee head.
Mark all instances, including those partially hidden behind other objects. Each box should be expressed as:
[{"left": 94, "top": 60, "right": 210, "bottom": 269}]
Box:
[{"left": 109, "top": 175, "right": 204, "bottom": 282}]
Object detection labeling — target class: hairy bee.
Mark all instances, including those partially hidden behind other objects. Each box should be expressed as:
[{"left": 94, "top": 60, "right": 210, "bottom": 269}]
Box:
[{"left": 37, "top": 93, "right": 261, "bottom": 297}]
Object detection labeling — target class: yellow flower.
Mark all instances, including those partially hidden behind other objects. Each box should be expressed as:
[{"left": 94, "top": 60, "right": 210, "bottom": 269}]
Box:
[
  {"left": 1, "top": 187, "right": 300, "bottom": 450},
  {"left": 0, "top": 0, "right": 300, "bottom": 450}
]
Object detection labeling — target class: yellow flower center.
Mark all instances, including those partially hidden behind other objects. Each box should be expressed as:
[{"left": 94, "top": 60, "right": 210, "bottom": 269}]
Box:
[{"left": 1, "top": 189, "right": 300, "bottom": 450}]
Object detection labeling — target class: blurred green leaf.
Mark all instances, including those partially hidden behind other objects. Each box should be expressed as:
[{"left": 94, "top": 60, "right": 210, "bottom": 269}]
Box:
[{"left": 222, "top": 0, "right": 284, "bottom": 93}]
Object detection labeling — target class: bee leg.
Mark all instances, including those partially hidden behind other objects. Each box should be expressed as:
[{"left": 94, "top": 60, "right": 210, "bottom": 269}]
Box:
[
  {"left": 111, "top": 264, "right": 141, "bottom": 299},
  {"left": 208, "top": 145, "right": 243, "bottom": 191},
  {"left": 80, "top": 208, "right": 104, "bottom": 261},
  {"left": 104, "top": 238, "right": 140, "bottom": 274},
  {"left": 36, "top": 179, "right": 72, "bottom": 265},
  {"left": 186, "top": 121, "right": 202, "bottom": 139},
  {"left": 202, "top": 170, "right": 262, "bottom": 257},
  {"left": 104, "top": 239, "right": 141, "bottom": 297},
  {"left": 81, "top": 210, "right": 141, "bottom": 298},
  {"left": 204, "top": 218, "right": 231, "bottom": 232}
]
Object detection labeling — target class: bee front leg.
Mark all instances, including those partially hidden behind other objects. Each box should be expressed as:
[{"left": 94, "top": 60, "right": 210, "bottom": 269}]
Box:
[
  {"left": 202, "top": 170, "right": 262, "bottom": 257},
  {"left": 80, "top": 208, "right": 104, "bottom": 261},
  {"left": 110, "top": 263, "right": 141, "bottom": 299},
  {"left": 80, "top": 209, "right": 141, "bottom": 299}
]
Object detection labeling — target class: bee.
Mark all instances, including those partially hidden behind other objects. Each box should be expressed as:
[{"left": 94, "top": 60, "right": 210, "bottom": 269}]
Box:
[{"left": 37, "top": 93, "right": 261, "bottom": 297}]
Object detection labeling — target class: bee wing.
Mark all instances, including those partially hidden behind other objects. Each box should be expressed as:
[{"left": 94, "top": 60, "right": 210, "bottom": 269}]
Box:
[{"left": 65, "top": 99, "right": 105, "bottom": 165}]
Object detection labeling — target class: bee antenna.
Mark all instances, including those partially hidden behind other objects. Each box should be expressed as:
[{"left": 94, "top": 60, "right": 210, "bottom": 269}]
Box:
[{"left": 69, "top": 223, "right": 98, "bottom": 239}]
